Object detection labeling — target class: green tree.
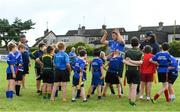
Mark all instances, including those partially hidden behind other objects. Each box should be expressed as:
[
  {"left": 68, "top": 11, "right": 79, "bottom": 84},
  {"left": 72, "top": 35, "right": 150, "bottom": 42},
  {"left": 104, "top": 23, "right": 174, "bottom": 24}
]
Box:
[
  {"left": 0, "top": 18, "right": 35, "bottom": 49},
  {"left": 169, "top": 40, "right": 180, "bottom": 57}
]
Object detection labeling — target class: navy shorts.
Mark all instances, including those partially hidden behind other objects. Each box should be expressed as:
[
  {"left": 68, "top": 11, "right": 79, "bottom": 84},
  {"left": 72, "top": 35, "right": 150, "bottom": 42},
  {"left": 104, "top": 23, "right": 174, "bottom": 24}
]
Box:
[
  {"left": 72, "top": 77, "right": 84, "bottom": 87},
  {"left": 168, "top": 73, "right": 178, "bottom": 84},
  {"left": 54, "top": 69, "right": 70, "bottom": 82},
  {"left": 15, "top": 71, "right": 24, "bottom": 81},
  {"left": 42, "top": 69, "right": 54, "bottom": 83},
  {"left": 158, "top": 72, "right": 168, "bottom": 83}
]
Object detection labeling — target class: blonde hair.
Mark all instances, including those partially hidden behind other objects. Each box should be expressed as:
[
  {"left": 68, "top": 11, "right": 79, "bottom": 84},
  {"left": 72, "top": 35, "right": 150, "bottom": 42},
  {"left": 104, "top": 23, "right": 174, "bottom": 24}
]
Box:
[
  {"left": 57, "top": 42, "right": 65, "bottom": 50},
  {"left": 18, "top": 43, "right": 25, "bottom": 50},
  {"left": 8, "top": 43, "right": 17, "bottom": 52}
]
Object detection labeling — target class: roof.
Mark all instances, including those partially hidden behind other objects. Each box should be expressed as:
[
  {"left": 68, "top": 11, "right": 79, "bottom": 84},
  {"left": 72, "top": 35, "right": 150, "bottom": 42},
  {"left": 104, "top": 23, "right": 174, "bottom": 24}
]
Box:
[
  {"left": 140, "top": 25, "right": 180, "bottom": 33},
  {"left": 32, "top": 31, "right": 56, "bottom": 47},
  {"left": 66, "top": 28, "right": 126, "bottom": 37}
]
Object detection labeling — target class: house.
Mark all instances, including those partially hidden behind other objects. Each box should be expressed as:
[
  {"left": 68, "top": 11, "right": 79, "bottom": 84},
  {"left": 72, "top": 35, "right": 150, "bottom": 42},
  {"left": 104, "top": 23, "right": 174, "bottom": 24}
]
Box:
[
  {"left": 33, "top": 22, "right": 180, "bottom": 47},
  {"left": 33, "top": 25, "right": 126, "bottom": 47}
]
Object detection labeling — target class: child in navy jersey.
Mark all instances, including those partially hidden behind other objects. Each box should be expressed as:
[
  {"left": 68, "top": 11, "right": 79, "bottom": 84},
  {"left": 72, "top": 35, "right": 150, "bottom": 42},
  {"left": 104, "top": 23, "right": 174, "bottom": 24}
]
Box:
[
  {"left": 150, "top": 42, "right": 172, "bottom": 103},
  {"left": 87, "top": 50, "right": 104, "bottom": 99}
]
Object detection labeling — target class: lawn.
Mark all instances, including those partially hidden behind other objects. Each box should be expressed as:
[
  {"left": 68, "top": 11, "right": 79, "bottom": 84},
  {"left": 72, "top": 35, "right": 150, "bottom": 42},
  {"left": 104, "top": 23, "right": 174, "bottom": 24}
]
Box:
[{"left": 0, "top": 60, "right": 179, "bottom": 111}]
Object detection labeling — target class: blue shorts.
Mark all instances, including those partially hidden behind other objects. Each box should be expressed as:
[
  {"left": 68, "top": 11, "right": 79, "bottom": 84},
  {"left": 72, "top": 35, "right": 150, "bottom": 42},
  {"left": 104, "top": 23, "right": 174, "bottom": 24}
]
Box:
[
  {"left": 72, "top": 77, "right": 84, "bottom": 87},
  {"left": 91, "top": 77, "right": 104, "bottom": 86}
]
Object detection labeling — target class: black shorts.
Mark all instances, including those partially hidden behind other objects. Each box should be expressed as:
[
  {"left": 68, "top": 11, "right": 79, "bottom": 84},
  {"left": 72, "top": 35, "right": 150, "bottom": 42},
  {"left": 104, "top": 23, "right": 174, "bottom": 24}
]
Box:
[
  {"left": 7, "top": 73, "right": 15, "bottom": 80},
  {"left": 126, "top": 70, "right": 140, "bottom": 84},
  {"left": 15, "top": 71, "right": 24, "bottom": 81},
  {"left": 117, "top": 70, "right": 123, "bottom": 78},
  {"left": 35, "top": 68, "right": 42, "bottom": 80},
  {"left": 54, "top": 69, "right": 70, "bottom": 82},
  {"left": 105, "top": 72, "right": 120, "bottom": 84},
  {"left": 23, "top": 65, "right": 29, "bottom": 74},
  {"left": 158, "top": 72, "right": 168, "bottom": 83},
  {"left": 168, "top": 73, "right": 178, "bottom": 84},
  {"left": 72, "top": 77, "right": 84, "bottom": 87},
  {"left": 42, "top": 69, "right": 54, "bottom": 84}
]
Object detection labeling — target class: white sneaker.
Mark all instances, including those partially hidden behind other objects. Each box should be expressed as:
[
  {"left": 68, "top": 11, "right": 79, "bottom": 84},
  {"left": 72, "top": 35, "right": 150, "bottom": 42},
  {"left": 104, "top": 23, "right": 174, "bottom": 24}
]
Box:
[
  {"left": 146, "top": 97, "right": 150, "bottom": 101},
  {"left": 139, "top": 96, "right": 144, "bottom": 100}
]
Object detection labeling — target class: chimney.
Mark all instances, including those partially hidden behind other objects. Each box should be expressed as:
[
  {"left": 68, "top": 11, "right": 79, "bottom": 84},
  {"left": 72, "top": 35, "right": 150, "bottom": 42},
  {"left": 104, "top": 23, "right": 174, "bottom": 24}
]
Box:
[
  {"left": 44, "top": 29, "right": 49, "bottom": 36},
  {"left": 138, "top": 25, "right": 142, "bottom": 31},
  {"left": 102, "top": 24, "right": 107, "bottom": 30},
  {"left": 159, "top": 22, "right": 164, "bottom": 27},
  {"left": 78, "top": 24, "right": 81, "bottom": 35},
  {"left": 81, "top": 26, "right": 85, "bottom": 34}
]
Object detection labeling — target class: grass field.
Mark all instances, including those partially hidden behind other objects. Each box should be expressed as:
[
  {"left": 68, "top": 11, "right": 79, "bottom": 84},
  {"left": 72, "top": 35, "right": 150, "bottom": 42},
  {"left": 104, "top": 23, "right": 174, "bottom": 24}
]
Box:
[{"left": 0, "top": 60, "right": 180, "bottom": 111}]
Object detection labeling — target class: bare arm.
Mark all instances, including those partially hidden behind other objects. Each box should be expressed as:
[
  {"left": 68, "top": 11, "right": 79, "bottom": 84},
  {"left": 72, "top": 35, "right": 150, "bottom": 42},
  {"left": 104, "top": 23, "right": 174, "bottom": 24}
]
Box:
[
  {"left": 123, "top": 59, "right": 139, "bottom": 66},
  {"left": 129, "top": 59, "right": 143, "bottom": 66},
  {"left": 100, "top": 30, "right": 108, "bottom": 45},
  {"left": 149, "top": 58, "right": 158, "bottom": 65},
  {"left": 117, "top": 33, "right": 125, "bottom": 45},
  {"left": 67, "top": 63, "right": 71, "bottom": 73},
  {"left": 10, "top": 65, "right": 16, "bottom": 78},
  {"left": 100, "top": 66, "right": 104, "bottom": 79},
  {"left": 35, "top": 58, "right": 44, "bottom": 68}
]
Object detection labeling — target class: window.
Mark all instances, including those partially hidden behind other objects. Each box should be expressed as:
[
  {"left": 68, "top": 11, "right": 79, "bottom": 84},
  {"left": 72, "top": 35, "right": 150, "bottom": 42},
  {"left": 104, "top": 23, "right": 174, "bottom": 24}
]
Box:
[
  {"left": 122, "top": 35, "right": 128, "bottom": 41},
  {"left": 62, "top": 38, "right": 69, "bottom": 42},
  {"left": 140, "top": 34, "right": 145, "bottom": 41}
]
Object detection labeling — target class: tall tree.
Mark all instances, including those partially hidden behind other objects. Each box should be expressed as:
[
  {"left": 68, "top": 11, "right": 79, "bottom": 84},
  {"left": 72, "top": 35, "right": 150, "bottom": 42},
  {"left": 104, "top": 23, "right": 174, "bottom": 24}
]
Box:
[{"left": 0, "top": 18, "right": 35, "bottom": 49}]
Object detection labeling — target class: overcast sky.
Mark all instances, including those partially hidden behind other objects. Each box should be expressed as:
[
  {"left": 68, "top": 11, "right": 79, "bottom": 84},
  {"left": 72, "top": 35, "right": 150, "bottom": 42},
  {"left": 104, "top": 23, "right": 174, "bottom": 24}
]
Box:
[{"left": 0, "top": 0, "right": 179, "bottom": 46}]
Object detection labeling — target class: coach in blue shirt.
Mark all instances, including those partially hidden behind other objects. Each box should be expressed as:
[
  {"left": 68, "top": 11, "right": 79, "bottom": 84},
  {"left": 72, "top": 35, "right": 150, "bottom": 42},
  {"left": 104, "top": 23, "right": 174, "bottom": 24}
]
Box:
[{"left": 100, "top": 29, "right": 125, "bottom": 53}]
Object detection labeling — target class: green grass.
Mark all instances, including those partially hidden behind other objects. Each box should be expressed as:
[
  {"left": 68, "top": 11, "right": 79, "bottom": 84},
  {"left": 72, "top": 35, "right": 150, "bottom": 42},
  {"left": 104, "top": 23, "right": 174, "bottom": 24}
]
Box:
[{"left": 0, "top": 60, "right": 180, "bottom": 111}]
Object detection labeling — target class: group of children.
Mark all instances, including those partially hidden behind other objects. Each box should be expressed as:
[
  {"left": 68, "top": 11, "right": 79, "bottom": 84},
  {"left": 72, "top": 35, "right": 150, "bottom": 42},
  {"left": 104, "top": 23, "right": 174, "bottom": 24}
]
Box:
[{"left": 5, "top": 31, "right": 179, "bottom": 107}]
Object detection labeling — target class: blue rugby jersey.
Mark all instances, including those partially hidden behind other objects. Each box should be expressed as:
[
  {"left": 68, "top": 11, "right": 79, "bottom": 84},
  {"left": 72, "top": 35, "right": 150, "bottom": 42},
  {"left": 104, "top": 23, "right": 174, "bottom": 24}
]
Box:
[
  {"left": 73, "top": 58, "right": 86, "bottom": 79},
  {"left": 152, "top": 51, "right": 171, "bottom": 73},
  {"left": 107, "top": 55, "right": 123, "bottom": 74},
  {"left": 91, "top": 57, "right": 103, "bottom": 78},
  {"left": 6, "top": 52, "right": 17, "bottom": 74},
  {"left": 54, "top": 51, "right": 70, "bottom": 70},
  {"left": 169, "top": 56, "right": 178, "bottom": 76},
  {"left": 108, "top": 40, "right": 125, "bottom": 52},
  {"left": 15, "top": 51, "right": 24, "bottom": 71}
]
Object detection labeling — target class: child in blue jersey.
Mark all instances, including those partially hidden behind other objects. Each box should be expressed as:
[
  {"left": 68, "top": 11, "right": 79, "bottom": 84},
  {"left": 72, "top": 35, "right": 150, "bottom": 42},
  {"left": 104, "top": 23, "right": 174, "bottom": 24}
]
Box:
[
  {"left": 15, "top": 44, "right": 25, "bottom": 96},
  {"left": 87, "top": 50, "right": 104, "bottom": 99},
  {"left": 19, "top": 35, "right": 30, "bottom": 88},
  {"left": 150, "top": 42, "right": 172, "bottom": 103},
  {"left": 72, "top": 50, "right": 87, "bottom": 102},
  {"left": 103, "top": 49, "right": 124, "bottom": 98},
  {"left": 6, "top": 43, "right": 17, "bottom": 99},
  {"left": 31, "top": 43, "right": 46, "bottom": 93},
  {"left": 69, "top": 47, "right": 77, "bottom": 70},
  {"left": 168, "top": 55, "right": 178, "bottom": 102},
  {"left": 51, "top": 42, "right": 71, "bottom": 101}
]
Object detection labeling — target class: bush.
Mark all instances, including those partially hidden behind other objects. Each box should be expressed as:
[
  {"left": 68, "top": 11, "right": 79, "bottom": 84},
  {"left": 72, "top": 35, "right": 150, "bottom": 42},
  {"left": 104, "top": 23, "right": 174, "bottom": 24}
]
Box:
[
  {"left": 169, "top": 41, "right": 180, "bottom": 57},
  {"left": 66, "top": 42, "right": 107, "bottom": 56},
  {"left": 30, "top": 47, "right": 38, "bottom": 53}
]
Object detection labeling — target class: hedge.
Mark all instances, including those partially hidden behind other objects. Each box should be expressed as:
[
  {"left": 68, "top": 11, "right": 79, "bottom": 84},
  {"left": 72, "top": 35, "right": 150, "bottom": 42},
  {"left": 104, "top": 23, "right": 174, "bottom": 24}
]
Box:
[{"left": 169, "top": 40, "right": 180, "bottom": 57}]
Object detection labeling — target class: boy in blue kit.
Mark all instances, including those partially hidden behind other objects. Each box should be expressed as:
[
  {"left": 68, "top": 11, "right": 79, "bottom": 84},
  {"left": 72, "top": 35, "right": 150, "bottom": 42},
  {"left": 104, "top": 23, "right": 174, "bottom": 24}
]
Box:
[
  {"left": 19, "top": 35, "right": 30, "bottom": 88},
  {"left": 87, "top": 50, "right": 104, "bottom": 99},
  {"left": 31, "top": 43, "right": 46, "bottom": 93},
  {"left": 69, "top": 47, "right": 77, "bottom": 69},
  {"left": 15, "top": 44, "right": 25, "bottom": 96},
  {"left": 168, "top": 55, "right": 178, "bottom": 102},
  {"left": 6, "top": 43, "right": 17, "bottom": 99},
  {"left": 103, "top": 49, "right": 124, "bottom": 98},
  {"left": 150, "top": 42, "right": 172, "bottom": 103},
  {"left": 51, "top": 42, "right": 71, "bottom": 101},
  {"left": 72, "top": 50, "right": 87, "bottom": 102}
]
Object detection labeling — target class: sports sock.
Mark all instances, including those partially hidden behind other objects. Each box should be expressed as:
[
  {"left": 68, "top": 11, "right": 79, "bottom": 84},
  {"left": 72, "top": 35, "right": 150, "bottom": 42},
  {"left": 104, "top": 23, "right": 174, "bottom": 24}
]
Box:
[
  {"left": 164, "top": 89, "right": 170, "bottom": 102},
  {"left": 154, "top": 93, "right": 160, "bottom": 100}
]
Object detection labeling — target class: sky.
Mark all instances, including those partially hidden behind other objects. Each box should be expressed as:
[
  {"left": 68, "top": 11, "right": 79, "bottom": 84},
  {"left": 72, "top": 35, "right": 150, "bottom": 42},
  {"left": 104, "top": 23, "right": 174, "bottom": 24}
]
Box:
[{"left": 0, "top": 0, "right": 180, "bottom": 46}]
